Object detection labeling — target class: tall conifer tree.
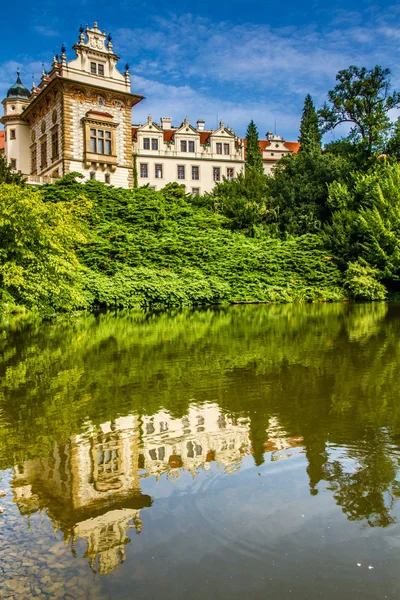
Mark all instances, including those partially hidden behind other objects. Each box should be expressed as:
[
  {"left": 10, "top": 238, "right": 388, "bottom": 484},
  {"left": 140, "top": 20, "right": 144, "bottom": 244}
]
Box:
[
  {"left": 299, "top": 95, "right": 321, "bottom": 152},
  {"left": 245, "top": 120, "right": 264, "bottom": 173}
]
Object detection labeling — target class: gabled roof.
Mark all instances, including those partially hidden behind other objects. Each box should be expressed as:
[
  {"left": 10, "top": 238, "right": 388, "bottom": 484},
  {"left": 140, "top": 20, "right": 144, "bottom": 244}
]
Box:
[
  {"left": 132, "top": 126, "right": 214, "bottom": 144},
  {"left": 0, "top": 130, "right": 4, "bottom": 151},
  {"left": 257, "top": 140, "right": 301, "bottom": 153},
  {"left": 284, "top": 141, "right": 300, "bottom": 152}
]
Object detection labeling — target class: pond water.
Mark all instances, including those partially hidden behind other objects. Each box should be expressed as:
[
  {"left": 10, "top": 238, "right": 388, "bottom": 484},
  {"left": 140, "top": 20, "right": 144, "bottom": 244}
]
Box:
[{"left": 1, "top": 303, "right": 400, "bottom": 599}]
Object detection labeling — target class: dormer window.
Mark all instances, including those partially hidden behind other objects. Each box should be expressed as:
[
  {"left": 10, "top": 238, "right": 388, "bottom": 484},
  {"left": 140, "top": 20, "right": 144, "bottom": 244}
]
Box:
[{"left": 90, "top": 62, "right": 104, "bottom": 76}]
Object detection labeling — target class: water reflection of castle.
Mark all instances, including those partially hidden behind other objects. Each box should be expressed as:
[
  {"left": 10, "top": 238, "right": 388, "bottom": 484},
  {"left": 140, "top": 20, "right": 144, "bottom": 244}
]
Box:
[{"left": 11, "top": 404, "right": 302, "bottom": 575}]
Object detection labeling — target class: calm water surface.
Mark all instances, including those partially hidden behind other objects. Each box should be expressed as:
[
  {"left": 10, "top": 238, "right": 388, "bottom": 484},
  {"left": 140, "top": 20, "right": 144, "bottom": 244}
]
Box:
[{"left": 1, "top": 303, "right": 400, "bottom": 599}]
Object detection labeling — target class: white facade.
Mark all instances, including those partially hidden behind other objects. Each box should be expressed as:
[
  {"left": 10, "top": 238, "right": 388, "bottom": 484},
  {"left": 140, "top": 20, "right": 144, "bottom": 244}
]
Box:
[{"left": 133, "top": 116, "right": 246, "bottom": 194}]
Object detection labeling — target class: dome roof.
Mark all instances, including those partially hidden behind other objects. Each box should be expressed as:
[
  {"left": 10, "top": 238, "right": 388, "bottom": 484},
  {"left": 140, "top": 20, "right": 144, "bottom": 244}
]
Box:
[{"left": 7, "top": 70, "right": 30, "bottom": 100}]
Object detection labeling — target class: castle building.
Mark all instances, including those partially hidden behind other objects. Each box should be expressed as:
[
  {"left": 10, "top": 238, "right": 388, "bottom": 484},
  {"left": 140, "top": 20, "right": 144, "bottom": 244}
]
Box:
[{"left": 0, "top": 22, "right": 299, "bottom": 191}]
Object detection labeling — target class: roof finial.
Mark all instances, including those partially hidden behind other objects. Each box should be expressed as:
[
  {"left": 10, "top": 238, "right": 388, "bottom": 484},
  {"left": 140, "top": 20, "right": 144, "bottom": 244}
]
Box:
[{"left": 79, "top": 24, "right": 85, "bottom": 42}]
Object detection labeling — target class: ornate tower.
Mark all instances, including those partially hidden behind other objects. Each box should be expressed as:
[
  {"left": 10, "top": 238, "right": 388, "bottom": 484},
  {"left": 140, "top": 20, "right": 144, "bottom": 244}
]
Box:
[
  {"left": 8, "top": 22, "right": 143, "bottom": 186},
  {"left": 1, "top": 70, "right": 31, "bottom": 174}
]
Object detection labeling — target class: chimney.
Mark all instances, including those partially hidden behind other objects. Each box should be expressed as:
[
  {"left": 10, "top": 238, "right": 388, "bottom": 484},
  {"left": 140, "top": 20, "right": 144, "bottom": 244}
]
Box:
[
  {"left": 197, "top": 119, "right": 205, "bottom": 132},
  {"left": 160, "top": 117, "right": 172, "bottom": 130}
]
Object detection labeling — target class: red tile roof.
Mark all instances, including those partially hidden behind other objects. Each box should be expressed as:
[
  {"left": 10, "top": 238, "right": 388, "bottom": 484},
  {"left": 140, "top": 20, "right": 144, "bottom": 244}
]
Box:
[
  {"left": 284, "top": 141, "right": 300, "bottom": 153},
  {"left": 199, "top": 131, "right": 211, "bottom": 144},
  {"left": 163, "top": 130, "right": 175, "bottom": 143},
  {"left": 0, "top": 130, "right": 4, "bottom": 151}
]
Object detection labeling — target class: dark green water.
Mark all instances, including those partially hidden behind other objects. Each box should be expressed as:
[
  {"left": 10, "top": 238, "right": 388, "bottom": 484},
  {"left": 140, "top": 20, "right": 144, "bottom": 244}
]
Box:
[{"left": 1, "top": 303, "right": 400, "bottom": 599}]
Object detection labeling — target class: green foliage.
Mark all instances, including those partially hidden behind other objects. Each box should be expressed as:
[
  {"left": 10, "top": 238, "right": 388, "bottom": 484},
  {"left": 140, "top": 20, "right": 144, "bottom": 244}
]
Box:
[
  {"left": 0, "top": 183, "right": 90, "bottom": 315},
  {"left": 37, "top": 177, "right": 343, "bottom": 309},
  {"left": 245, "top": 120, "right": 264, "bottom": 174},
  {"left": 319, "top": 65, "right": 400, "bottom": 154},
  {"left": 299, "top": 94, "right": 321, "bottom": 153},
  {"left": 343, "top": 260, "right": 387, "bottom": 300},
  {"left": 133, "top": 152, "right": 138, "bottom": 187},
  {"left": 0, "top": 153, "right": 25, "bottom": 185},
  {"left": 267, "top": 150, "right": 350, "bottom": 235},
  {"left": 210, "top": 169, "right": 276, "bottom": 235},
  {"left": 386, "top": 117, "right": 400, "bottom": 160},
  {"left": 322, "top": 163, "right": 400, "bottom": 281}
]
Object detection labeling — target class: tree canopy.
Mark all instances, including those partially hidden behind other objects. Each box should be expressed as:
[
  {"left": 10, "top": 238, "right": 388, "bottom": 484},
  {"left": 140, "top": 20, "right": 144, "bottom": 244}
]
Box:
[
  {"left": 299, "top": 94, "right": 321, "bottom": 153},
  {"left": 319, "top": 65, "right": 400, "bottom": 154},
  {"left": 245, "top": 120, "right": 264, "bottom": 174}
]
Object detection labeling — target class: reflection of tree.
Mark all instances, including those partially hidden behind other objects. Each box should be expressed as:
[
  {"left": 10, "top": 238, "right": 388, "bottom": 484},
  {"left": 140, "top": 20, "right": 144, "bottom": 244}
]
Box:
[
  {"left": 2, "top": 302, "right": 400, "bottom": 530},
  {"left": 321, "top": 433, "right": 400, "bottom": 527}
]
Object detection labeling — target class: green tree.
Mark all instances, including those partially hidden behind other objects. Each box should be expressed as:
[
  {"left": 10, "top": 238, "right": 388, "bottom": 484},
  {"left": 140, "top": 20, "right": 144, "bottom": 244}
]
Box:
[
  {"left": 211, "top": 169, "right": 276, "bottom": 235},
  {"left": 268, "top": 150, "right": 350, "bottom": 235},
  {"left": 132, "top": 152, "right": 138, "bottom": 188},
  {"left": 0, "top": 153, "right": 25, "bottom": 185},
  {"left": 0, "top": 183, "right": 90, "bottom": 315},
  {"left": 245, "top": 120, "right": 264, "bottom": 174},
  {"left": 386, "top": 117, "right": 400, "bottom": 160},
  {"left": 319, "top": 65, "right": 400, "bottom": 154},
  {"left": 299, "top": 94, "right": 321, "bottom": 153},
  {"left": 322, "top": 162, "right": 400, "bottom": 285}
]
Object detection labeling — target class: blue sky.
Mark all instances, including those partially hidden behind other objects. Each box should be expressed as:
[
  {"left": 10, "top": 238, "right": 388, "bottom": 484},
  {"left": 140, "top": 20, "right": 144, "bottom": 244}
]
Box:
[{"left": 1, "top": 0, "right": 400, "bottom": 141}]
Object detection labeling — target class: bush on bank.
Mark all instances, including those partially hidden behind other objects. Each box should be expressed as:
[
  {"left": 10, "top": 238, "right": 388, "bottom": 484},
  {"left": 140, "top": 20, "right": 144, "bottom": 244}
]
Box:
[{"left": 0, "top": 178, "right": 344, "bottom": 315}]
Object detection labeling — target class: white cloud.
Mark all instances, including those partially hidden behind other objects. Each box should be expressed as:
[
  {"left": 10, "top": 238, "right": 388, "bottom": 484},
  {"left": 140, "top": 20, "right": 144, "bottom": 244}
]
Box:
[
  {"left": 2, "top": 6, "right": 400, "bottom": 141},
  {"left": 34, "top": 25, "right": 60, "bottom": 38}
]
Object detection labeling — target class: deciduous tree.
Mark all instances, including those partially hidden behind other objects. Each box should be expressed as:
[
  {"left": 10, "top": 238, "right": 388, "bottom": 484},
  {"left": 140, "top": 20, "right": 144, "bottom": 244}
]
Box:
[{"left": 319, "top": 65, "right": 400, "bottom": 154}]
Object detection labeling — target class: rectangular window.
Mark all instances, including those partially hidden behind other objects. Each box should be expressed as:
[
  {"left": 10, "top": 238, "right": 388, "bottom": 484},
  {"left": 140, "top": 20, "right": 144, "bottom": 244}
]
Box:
[
  {"left": 105, "top": 131, "right": 111, "bottom": 155},
  {"left": 151, "top": 138, "right": 159, "bottom": 151},
  {"left": 188, "top": 140, "right": 195, "bottom": 153},
  {"left": 192, "top": 166, "right": 199, "bottom": 180},
  {"left": 216, "top": 143, "right": 222, "bottom": 154},
  {"left": 10, "top": 129, "right": 16, "bottom": 140},
  {"left": 105, "top": 173, "right": 110, "bottom": 184},
  {"left": 98, "top": 64, "right": 104, "bottom": 76},
  {"left": 10, "top": 158, "right": 17, "bottom": 170},
  {"left": 90, "top": 62, "right": 97, "bottom": 74},
  {"left": 90, "top": 171, "right": 96, "bottom": 180},
  {"left": 40, "top": 140, "right": 47, "bottom": 169},
  {"left": 31, "top": 146, "right": 37, "bottom": 174},
  {"left": 98, "top": 130, "right": 104, "bottom": 155},
  {"left": 143, "top": 137, "right": 150, "bottom": 150},
  {"left": 177, "top": 165, "right": 185, "bottom": 179},
  {"left": 180, "top": 140, "right": 187, "bottom": 152},
  {"left": 213, "top": 167, "right": 221, "bottom": 181},
  {"left": 51, "top": 129, "right": 59, "bottom": 161},
  {"left": 224, "top": 143, "right": 230, "bottom": 155},
  {"left": 226, "top": 167, "right": 234, "bottom": 180},
  {"left": 192, "top": 188, "right": 200, "bottom": 195},
  {"left": 89, "top": 129, "right": 112, "bottom": 155},
  {"left": 140, "top": 163, "right": 148, "bottom": 178},
  {"left": 155, "top": 164, "right": 163, "bottom": 178}
]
